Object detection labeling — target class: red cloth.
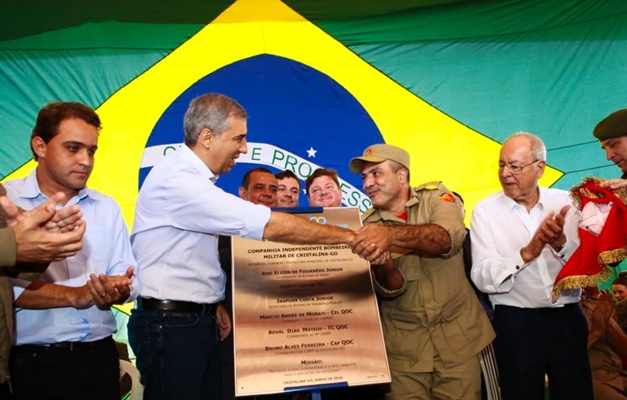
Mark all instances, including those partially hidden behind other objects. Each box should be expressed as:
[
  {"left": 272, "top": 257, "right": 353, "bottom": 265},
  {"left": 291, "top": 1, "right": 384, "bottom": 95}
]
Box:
[{"left": 553, "top": 180, "right": 627, "bottom": 296}]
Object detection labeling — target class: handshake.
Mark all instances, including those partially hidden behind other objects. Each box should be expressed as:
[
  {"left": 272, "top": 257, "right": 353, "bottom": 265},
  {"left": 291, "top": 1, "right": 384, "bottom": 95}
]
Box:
[{"left": 349, "top": 224, "right": 393, "bottom": 266}]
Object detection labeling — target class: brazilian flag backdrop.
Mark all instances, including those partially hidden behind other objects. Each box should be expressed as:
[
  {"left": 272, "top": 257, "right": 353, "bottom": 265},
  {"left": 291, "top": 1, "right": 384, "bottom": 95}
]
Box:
[{"left": 2, "top": 0, "right": 626, "bottom": 304}]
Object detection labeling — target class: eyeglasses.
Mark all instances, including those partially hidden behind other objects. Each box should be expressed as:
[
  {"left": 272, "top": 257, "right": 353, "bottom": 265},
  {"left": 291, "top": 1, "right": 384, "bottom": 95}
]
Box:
[{"left": 498, "top": 160, "right": 539, "bottom": 175}]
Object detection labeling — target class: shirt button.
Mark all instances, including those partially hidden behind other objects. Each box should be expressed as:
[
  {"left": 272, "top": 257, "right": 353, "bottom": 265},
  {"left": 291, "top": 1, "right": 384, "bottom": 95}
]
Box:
[{"left": 515, "top": 265, "right": 520, "bottom": 270}]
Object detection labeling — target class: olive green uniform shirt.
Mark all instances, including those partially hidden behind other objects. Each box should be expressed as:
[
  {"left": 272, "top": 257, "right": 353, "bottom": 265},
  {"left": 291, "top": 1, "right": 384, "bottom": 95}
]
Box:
[
  {"left": 366, "top": 182, "right": 495, "bottom": 373},
  {"left": 0, "top": 183, "right": 15, "bottom": 382},
  {"left": 0, "top": 183, "right": 16, "bottom": 267}
]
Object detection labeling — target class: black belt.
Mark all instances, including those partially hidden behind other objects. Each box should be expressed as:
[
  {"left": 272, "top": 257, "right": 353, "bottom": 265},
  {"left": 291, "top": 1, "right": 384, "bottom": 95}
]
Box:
[
  {"left": 16, "top": 336, "right": 112, "bottom": 352},
  {"left": 136, "top": 297, "right": 217, "bottom": 315},
  {"left": 496, "top": 302, "right": 579, "bottom": 313}
]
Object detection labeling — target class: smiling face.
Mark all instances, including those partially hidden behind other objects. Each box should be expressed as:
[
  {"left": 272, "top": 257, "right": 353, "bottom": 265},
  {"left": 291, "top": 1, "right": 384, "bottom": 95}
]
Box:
[
  {"left": 361, "top": 160, "right": 408, "bottom": 214},
  {"left": 613, "top": 283, "right": 627, "bottom": 301},
  {"left": 206, "top": 116, "right": 248, "bottom": 175},
  {"left": 307, "top": 175, "right": 343, "bottom": 207},
  {"left": 601, "top": 135, "right": 627, "bottom": 174},
  {"left": 498, "top": 136, "right": 545, "bottom": 209},
  {"left": 276, "top": 177, "right": 300, "bottom": 207},
  {"left": 32, "top": 117, "right": 99, "bottom": 200},
  {"left": 239, "top": 171, "right": 278, "bottom": 207}
]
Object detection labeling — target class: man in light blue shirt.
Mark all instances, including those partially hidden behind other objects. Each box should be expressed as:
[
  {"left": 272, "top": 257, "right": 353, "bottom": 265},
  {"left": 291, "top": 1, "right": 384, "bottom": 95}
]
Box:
[
  {"left": 130, "top": 93, "right": 370, "bottom": 400},
  {"left": 4, "top": 102, "right": 138, "bottom": 400}
]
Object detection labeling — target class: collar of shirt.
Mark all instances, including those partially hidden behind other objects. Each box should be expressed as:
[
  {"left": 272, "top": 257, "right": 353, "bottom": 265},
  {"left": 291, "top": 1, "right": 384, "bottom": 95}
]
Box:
[
  {"left": 503, "top": 186, "right": 545, "bottom": 214},
  {"left": 179, "top": 144, "right": 219, "bottom": 183},
  {"left": 365, "top": 187, "right": 419, "bottom": 223},
  {"left": 18, "top": 169, "right": 95, "bottom": 206}
]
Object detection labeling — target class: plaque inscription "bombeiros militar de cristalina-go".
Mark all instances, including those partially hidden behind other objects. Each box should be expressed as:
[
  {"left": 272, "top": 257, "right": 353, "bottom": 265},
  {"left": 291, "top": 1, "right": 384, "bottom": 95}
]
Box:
[{"left": 231, "top": 207, "right": 390, "bottom": 397}]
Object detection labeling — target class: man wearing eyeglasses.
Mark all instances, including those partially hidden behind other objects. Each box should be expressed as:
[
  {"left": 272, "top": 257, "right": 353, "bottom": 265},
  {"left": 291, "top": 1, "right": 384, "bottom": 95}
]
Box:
[{"left": 470, "top": 132, "right": 593, "bottom": 400}]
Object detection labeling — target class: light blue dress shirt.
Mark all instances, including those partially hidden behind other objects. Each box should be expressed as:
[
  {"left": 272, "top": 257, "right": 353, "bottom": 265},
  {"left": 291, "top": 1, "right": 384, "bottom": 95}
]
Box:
[
  {"left": 5, "top": 170, "right": 139, "bottom": 345},
  {"left": 131, "top": 145, "right": 271, "bottom": 304}
]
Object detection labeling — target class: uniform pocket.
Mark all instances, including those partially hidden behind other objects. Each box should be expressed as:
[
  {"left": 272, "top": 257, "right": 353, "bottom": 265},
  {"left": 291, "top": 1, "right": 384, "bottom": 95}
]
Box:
[{"left": 383, "top": 312, "right": 427, "bottom": 362}]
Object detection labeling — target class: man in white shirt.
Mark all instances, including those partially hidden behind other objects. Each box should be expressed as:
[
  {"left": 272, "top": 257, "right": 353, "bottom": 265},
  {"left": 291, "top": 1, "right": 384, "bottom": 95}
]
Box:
[
  {"left": 470, "top": 132, "right": 593, "bottom": 400},
  {"left": 129, "top": 93, "right": 376, "bottom": 400}
]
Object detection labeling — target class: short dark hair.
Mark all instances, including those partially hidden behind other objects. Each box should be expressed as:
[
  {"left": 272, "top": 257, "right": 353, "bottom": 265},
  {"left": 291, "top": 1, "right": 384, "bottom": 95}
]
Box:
[
  {"left": 183, "top": 93, "right": 247, "bottom": 147},
  {"left": 241, "top": 167, "right": 274, "bottom": 190},
  {"left": 305, "top": 168, "right": 340, "bottom": 196},
  {"left": 275, "top": 170, "right": 301, "bottom": 191},
  {"left": 31, "top": 102, "right": 101, "bottom": 160},
  {"left": 613, "top": 271, "right": 627, "bottom": 287}
]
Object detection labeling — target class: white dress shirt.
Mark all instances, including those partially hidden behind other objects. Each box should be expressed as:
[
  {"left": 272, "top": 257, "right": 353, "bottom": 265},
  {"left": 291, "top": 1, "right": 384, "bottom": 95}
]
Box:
[
  {"left": 5, "top": 171, "right": 139, "bottom": 345},
  {"left": 131, "top": 145, "right": 271, "bottom": 304},
  {"left": 470, "top": 187, "right": 581, "bottom": 308}
]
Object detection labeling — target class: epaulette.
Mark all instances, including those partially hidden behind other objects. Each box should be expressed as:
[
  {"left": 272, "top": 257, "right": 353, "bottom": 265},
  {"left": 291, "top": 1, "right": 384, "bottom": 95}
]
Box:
[
  {"left": 361, "top": 207, "right": 376, "bottom": 221},
  {"left": 415, "top": 180, "right": 442, "bottom": 191}
]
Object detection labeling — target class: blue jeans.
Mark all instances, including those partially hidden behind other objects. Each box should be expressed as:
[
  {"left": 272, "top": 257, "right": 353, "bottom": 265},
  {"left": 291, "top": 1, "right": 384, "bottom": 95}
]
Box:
[{"left": 128, "top": 309, "right": 222, "bottom": 400}]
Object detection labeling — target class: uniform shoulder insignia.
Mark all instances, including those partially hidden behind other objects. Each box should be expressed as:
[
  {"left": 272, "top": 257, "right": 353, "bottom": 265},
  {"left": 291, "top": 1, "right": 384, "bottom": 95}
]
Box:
[
  {"left": 415, "top": 180, "right": 442, "bottom": 191},
  {"left": 361, "top": 208, "right": 376, "bottom": 221},
  {"left": 438, "top": 192, "right": 456, "bottom": 202}
]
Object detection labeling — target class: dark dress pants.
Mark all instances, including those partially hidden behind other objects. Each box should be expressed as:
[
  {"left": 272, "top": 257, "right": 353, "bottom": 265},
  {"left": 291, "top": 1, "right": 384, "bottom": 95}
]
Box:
[
  {"left": 493, "top": 303, "right": 593, "bottom": 400},
  {"left": 10, "top": 336, "right": 119, "bottom": 400}
]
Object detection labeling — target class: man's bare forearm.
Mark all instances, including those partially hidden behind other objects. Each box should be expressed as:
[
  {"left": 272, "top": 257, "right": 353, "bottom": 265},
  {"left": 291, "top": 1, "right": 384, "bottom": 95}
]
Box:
[
  {"left": 387, "top": 224, "right": 451, "bottom": 255},
  {"left": 15, "top": 281, "right": 91, "bottom": 309},
  {"left": 263, "top": 212, "right": 354, "bottom": 245}
]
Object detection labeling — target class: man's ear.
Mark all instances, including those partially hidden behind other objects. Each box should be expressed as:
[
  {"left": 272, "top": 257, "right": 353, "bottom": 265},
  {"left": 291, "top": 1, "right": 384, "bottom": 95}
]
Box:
[
  {"left": 397, "top": 168, "right": 409, "bottom": 183},
  {"left": 536, "top": 160, "right": 546, "bottom": 179},
  {"left": 238, "top": 187, "right": 248, "bottom": 200},
  {"left": 31, "top": 136, "right": 46, "bottom": 159},
  {"left": 197, "top": 128, "right": 214, "bottom": 149}
]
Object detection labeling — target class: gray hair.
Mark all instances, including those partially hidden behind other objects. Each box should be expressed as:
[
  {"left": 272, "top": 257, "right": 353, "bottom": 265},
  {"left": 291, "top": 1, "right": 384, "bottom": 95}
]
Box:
[
  {"left": 183, "top": 93, "right": 247, "bottom": 146},
  {"left": 506, "top": 132, "right": 547, "bottom": 162},
  {"left": 389, "top": 160, "right": 411, "bottom": 181}
]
